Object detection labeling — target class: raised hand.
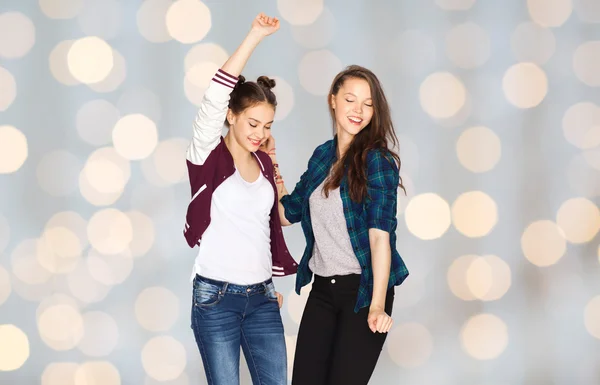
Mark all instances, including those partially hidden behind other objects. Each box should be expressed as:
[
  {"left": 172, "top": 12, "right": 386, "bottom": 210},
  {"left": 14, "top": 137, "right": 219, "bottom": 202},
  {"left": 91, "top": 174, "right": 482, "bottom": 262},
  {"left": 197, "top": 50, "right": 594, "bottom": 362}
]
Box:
[
  {"left": 258, "top": 135, "right": 276, "bottom": 157},
  {"left": 251, "top": 13, "right": 280, "bottom": 37}
]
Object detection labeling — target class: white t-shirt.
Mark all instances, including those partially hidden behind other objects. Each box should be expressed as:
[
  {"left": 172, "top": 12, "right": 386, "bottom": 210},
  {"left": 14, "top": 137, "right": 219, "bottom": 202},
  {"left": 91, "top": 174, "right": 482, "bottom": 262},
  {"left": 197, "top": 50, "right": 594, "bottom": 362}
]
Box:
[{"left": 193, "top": 167, "right": 274, "bottom": 285}]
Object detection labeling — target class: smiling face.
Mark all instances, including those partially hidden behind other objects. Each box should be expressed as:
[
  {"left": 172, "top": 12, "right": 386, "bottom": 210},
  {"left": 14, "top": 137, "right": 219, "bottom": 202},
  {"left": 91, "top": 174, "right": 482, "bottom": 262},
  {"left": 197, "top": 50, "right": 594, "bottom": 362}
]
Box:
[
  {"left": 330, "top": 77, "right": 374, "bottom": 140},
  {"left": 227, "top": 102, "right": 275, "bottom": 152}
]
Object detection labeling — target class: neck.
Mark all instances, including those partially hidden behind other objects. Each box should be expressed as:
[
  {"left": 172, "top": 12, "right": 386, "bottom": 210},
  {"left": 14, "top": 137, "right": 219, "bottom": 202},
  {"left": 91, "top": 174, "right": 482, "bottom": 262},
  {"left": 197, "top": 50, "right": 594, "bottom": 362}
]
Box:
[
  {"left": 335, "top": 126, "right": 354, "bottom": 159},
  {"left": 224, "top": 130, "right": 253, "bottom": 163}
]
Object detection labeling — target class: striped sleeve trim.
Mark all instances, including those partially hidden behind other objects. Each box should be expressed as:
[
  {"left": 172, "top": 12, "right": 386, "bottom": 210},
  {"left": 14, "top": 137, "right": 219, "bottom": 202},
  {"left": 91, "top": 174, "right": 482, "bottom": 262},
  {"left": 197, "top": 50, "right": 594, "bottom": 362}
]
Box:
[{"left": 213, "top": 69, "right": 238, "bottom": 88}]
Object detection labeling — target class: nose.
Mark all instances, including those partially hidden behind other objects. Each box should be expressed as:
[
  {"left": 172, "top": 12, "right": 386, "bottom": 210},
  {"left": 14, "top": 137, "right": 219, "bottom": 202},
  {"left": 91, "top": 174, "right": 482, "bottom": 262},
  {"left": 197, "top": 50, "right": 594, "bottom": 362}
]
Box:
[{"left": 353, "top": 103, "right": 362, "bottom": 114}]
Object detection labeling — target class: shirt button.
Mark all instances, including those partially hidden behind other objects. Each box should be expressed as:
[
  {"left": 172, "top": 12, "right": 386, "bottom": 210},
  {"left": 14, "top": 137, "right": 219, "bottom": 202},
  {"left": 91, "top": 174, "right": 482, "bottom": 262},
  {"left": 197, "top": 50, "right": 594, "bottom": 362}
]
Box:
[{"left": 331, "top": 279, "right": 336, "bottom": 284}]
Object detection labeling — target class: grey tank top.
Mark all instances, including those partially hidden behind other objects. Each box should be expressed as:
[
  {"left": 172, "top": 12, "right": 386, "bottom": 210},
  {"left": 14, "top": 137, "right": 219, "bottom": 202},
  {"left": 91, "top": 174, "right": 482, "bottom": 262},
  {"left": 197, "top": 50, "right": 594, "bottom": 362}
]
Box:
[{"left": 308, "top": 179, "right": 362, "bottom": 277}]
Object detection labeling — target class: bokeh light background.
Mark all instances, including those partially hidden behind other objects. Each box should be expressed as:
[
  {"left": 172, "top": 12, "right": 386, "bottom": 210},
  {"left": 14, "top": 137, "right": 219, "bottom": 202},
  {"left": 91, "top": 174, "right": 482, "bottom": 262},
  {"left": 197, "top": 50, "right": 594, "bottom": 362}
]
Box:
[{"left": 1, "top": 0, "right": 600, "bottom": 384}]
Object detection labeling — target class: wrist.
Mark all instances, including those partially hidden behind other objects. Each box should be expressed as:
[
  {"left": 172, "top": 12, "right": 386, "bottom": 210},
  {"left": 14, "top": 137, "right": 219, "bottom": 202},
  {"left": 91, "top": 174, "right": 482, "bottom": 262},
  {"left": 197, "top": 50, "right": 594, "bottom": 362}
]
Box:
[
  {"left": 369, "top": 303, "right": 385, "bottom": 312},
  {"left": 247, "top": 29, "right": 266, "bottom": 42}
]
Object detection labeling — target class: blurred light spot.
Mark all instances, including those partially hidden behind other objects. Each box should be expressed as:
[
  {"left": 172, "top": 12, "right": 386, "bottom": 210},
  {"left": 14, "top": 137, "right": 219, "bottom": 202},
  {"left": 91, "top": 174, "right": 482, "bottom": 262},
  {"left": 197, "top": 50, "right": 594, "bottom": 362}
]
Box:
[
  {"left": 166, "top": 0, "right": 211, "bottom": 44},
  {"left": 393, "top": 30, "right": 436, "bottom": 75},
  {"left": 0, "top": 66, "right": 16, "bottom": 111},
  {"left": 272, "top": 76, "right": 295, "bottom": 121},
  {"left": 10, "top": 273, "right": 55, "bottom": 302},
  {"left": 584, "top": 295, "right": 600, "bottom": 339},
  {"left": 387, "top": 323, "right": 433, "bottom": 367},
  {"left": 112, "top": 114, "right": 158, "bottom": 160},
  {"left": 420, "top": 72, "right": 466, "bottom": 119},
  {"left": 36, "top": 294, "right": 80, "bottom": 324},
  {"left": 575, "top": 0, "right": 600, "bottom": 23},
  {"left": 573, "top": 41, "right": 600, "bottom": 87},
  {"left": 88, "top": 49, "right": 127, "bottom": 93},
  {"left": 88, "top": 208, "right": 133, "bottom": 255},
  {"left": 77, "top": 0, "right": 123, "bottom": 40},
  {"left": 0, "top": 213, "right": 10, "bottom": 254},
  {"left": 0, "top": 125, "right": 28, "bottom": 174},
  {"left": 0, "top": 266, "right": 11, "bottom": 307},
  {"left": 528, "top": 0, "right": 572, "bottom": 27},
  {"left": 67, "top": 262, "right": 111, "bottom": 305},
  {"left": 86, "top": 249, "right": 133, "bottom": 286},
  {"left": 466, "top": 255, "right": 511, "bottom": 301},
  {"left": 451, "top": 191, "right": 498, "bottom": 237},
  {"left": 117, "top": 87, "right": 162, "bottom": 124},
  {"left": 74, "top": 361, "right": 121, "bottom": 385},
  {"left": 456, "top": 126, "right": 501, "bottom": 173},
  {"left": 126, "top": 211, "right": 155, "bottom": 257},
  {"left": 11, "top": 239, "right": 52, "bottom": 285},
  {"left": 511, "top": 22, "right": 556, "bottom": 65},
  {"left": 502, "top": 62, "right": 548, "bottom": 108},
  {"left": 77, "top": 311, "right": 119, "bottom": 357},
  {"left": 567, "top": 154, "right": 600, "bottom": 197},
  {"left": 445, "top": 22, "right": 490, "bottom": 69},
  {"left": 50, "top": 40, "right": 80, "bottom": 86},
  {"left": 287, "top": 283, "right": 312, "bottom": 325},
  {"left": 521, "top": 220, "right": 566, "bottom": 266},
  {"left": 405, "top": 193, "right": 451, "bottom": 240},
  {"left": 557, "top": 197, "right": 600, "bottom": 243},
  {"left": 79, "top": 147, "right": 130, "bottom": 206},
  {"left": 38, "top": 304, "right": 84, "bottom": 351},
  {"left": 460, "top": 313, "right": 508, "bottom": 360},
  {"left": 277, "top": 0, "right": 323, "bottom": 25},
  {"left": 83, "top": 159, "right": 127, "bottom": 195},
  {"left": 435, "top": 93, "right": 473, "bottom": 129},
  {"left": 137, "top": 0, "right": 173, "bottom": 43},
  {"left": 37, "top": 150, "right": 81, "bottom": 196},
  {"left": 290, "top": 6, "right": 335, "bottom": 49},
  {"left": 435, "top": 0, "right": 476, "bottom": 10},
  {"left": 145, "top": 373, "right": 190, "bottom": 385},
  {"left": 77, "top": 100, "right": 121, "bottom": 146},
  {"left": 40, "top": 0, "right": 82, "bottom": 19},
  {"left": 298, "top": 50, "right": 342, "bottom": 96},
  {"left": 67, "top": 37, "right": 114, "bottom": 84},
  {"left": 0, "top": 12, "right": 36, "bottom": 59},
  {"left": 184, "top": 61, "right": 219, "bottom": 106},
  {"left": 184, "top": 43, "right": 228, "bottom": 72},
  {"left": 0, "top": 324, "right": 29, "bottom": 370},
  {"left": 583, "top": 149, "right": 600, "bottom": 171},
  {"left": 42, "top": 362, "right": 78, "bottom": 385},
  {"left": 147, "top": 138, "right": 188, "bottom": 185},
  {"left": 135, "top": 287, "right": 180, "bottom": 332},
  {"left": 142, "top": 336, "right": 187, "bottom": 381},
  {"left": 38, "top": 226, "right": 81, "bottom": 274},
  {"left": 562, "top": 102, "right": 600, "bottom": 149},
  {"left": 448, "top": 254, "right": 479, "bottom": 301}
]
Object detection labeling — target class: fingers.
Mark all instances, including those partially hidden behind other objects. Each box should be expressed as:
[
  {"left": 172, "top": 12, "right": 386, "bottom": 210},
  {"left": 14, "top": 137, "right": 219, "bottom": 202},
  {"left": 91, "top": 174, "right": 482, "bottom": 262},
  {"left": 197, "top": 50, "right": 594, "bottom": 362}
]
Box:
[
  {"left": 369, "top": 313, "right": 393, "bottom": 333},
  {"left": 276, "top": 291, "right": 284, "bottom": 309}
]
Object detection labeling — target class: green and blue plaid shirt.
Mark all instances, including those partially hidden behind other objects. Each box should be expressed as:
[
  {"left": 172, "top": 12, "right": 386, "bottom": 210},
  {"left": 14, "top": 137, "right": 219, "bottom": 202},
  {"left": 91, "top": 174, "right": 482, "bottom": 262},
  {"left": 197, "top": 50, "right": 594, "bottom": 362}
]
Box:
[{"left": 281, "top": 138, "right": 409, "bottom": 312}]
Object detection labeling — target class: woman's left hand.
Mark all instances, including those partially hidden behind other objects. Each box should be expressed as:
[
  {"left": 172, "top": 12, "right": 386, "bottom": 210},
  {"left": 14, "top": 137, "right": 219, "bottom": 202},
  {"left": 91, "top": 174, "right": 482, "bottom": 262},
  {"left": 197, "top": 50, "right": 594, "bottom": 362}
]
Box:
[
  {"left": 367, "top": 306, "right": 393, "bottom": 333},
  {"left": 275, "top": 291, "right": 284, "bottom": 308}
]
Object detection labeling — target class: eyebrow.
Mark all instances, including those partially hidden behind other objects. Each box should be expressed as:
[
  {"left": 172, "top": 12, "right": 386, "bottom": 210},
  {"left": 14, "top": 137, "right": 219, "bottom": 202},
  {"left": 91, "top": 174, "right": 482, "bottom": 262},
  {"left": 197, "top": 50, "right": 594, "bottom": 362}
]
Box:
[
  {"left": 344, "top": 92, "right": 372, "bottom": 101},
  {"left": 248, "top": 118, "right": 274, "bottom": 124}
]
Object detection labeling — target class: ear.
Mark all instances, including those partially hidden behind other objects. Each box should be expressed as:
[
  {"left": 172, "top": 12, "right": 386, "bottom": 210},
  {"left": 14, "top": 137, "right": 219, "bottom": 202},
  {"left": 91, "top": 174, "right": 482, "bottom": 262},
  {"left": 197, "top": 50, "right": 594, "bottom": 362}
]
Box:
[
  {"left": 330, "top": 94, "right": 336, "bottom": 110},
  {"left": 226, "top": 109, "right": 236, "bottom": 126}
]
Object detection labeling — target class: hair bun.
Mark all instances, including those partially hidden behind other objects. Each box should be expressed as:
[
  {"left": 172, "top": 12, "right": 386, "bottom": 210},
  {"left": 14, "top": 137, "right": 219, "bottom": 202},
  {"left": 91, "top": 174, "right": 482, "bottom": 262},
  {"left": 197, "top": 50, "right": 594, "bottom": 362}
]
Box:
[
  {"left": 237, "top": 75, "right": 246, "bottom": 85},
  {"left": 257, "top": 76, "right": 276, "bottom": 90}
]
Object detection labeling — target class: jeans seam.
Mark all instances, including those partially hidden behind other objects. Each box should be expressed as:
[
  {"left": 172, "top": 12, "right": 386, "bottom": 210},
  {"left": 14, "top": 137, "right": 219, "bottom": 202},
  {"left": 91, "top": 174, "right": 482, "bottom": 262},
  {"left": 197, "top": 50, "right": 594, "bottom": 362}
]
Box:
[
  {"left": 192, "top": 310, "right": 214, "bottom": 385},
  {"left": 241, "top": 328, "right": 263, "bottom": 385}
]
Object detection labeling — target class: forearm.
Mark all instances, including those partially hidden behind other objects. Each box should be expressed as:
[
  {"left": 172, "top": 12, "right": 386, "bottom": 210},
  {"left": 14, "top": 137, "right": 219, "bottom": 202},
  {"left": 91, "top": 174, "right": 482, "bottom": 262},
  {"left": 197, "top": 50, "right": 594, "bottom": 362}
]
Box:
[
  {"left": 271, "top": 157, "right": 292, "bottom": 226},
  {"left": 369, "top": 229, "right": 392, "bottom": 310},
  {"left": 221, "top": 30, "right": 264, "bottom": 77}
]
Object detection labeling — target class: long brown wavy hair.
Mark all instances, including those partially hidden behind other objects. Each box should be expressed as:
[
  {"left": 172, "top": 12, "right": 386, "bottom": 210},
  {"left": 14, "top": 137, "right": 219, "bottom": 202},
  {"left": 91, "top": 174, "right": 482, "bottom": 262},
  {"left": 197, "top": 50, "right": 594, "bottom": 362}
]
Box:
[{"left": 323, "top": 65, "right": 405, "bottom": 202}]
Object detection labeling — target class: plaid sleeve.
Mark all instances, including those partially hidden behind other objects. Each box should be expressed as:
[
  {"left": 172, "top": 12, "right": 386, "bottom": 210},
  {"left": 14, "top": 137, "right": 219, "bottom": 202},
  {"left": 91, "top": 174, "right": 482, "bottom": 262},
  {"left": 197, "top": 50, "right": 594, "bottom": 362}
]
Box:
[
  {"left": 366, "top": 150, "right": 399, "bottom": 233},
  {"left": 280, "top": 168, "right": 310, "bottom": 224}
]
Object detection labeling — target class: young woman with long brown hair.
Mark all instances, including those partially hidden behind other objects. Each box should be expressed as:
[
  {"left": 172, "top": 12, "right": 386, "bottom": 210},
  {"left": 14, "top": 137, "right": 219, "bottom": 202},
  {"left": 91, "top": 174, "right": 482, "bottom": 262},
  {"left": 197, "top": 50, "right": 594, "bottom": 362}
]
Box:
[{"left": 261, "top": 65, "right": 409, "bottom": 385}]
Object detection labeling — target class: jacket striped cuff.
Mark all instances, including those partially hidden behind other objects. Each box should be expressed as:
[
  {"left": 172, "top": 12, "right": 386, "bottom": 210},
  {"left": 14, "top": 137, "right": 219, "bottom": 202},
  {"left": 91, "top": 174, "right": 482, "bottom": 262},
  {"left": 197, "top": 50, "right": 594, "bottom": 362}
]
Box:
[{"left": 213, "top": 69, "right": 238, "bottom": 88}]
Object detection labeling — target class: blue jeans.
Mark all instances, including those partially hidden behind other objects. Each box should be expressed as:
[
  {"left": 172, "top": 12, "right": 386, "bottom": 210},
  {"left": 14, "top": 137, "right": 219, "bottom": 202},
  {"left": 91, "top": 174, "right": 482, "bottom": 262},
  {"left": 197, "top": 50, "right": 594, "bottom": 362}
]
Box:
[{"left": 190, "top": 275, "right": 287, "bottom": 385}]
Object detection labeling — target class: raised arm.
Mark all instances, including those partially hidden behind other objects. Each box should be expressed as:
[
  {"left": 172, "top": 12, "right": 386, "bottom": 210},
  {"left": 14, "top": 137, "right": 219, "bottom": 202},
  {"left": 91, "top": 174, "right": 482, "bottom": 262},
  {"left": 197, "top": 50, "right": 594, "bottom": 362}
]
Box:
[{"left": 187, "top": 13, "right": 280, "bottom": 165}]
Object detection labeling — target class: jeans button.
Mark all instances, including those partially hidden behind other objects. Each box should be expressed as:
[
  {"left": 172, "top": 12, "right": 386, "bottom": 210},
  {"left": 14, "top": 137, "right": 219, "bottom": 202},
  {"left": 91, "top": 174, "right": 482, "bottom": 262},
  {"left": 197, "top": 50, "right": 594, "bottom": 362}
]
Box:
[{"left": 331, "top": 279, "right": 336, "bottom": 284}]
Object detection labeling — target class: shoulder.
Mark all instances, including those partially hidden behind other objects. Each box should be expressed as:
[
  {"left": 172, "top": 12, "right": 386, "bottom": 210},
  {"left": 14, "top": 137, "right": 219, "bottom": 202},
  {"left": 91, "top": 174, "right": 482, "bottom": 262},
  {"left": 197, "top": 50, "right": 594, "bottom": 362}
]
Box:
[
  {"left": 367, "top": 148, "right": 398, "bottom": 169},
  {"left": 312, "top": 139, "right": 335, "bottom": 159},
  {"left": 254, "top": 150, "right": 273, "bottom": 167}
]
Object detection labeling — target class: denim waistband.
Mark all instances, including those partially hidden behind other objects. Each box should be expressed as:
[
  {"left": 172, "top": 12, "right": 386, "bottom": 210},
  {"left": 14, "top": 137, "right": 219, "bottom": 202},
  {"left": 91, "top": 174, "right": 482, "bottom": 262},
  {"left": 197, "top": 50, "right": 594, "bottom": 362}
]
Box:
[{"left": 194, "top": 274, "right": 273, "bottom": 295}]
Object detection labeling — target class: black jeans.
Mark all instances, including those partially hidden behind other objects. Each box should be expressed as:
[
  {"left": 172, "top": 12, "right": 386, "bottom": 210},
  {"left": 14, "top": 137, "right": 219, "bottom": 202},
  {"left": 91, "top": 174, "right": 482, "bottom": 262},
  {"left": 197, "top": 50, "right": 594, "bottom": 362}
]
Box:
[{"left": 291, "top": 274, "right": 395, "bottom": 385}]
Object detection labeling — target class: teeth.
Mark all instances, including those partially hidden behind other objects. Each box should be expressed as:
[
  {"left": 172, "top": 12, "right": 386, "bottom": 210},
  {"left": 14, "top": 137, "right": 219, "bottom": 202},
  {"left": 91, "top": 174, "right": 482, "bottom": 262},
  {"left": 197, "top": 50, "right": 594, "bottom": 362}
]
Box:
[{"left": 349, "top": 117, "right": 362, "bottom": 123}]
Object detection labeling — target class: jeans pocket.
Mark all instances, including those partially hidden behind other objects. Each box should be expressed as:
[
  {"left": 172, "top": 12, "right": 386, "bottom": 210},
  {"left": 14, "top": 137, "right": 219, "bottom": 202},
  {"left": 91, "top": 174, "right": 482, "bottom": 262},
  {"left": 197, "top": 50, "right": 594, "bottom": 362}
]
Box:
[
  {"left": 264, "top": 282, "right": 279, "bottom": 303},
  {"left": 193, "top": 279, "right": 222, "bottom": 307}
]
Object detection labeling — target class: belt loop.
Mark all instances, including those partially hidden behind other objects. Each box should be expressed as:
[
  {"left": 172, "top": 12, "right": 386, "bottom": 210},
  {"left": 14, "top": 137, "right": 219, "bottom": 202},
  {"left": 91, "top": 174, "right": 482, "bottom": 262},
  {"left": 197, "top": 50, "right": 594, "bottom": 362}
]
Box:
[{"left": 221, "top": 282, "right": 228, "bottom": 294}]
